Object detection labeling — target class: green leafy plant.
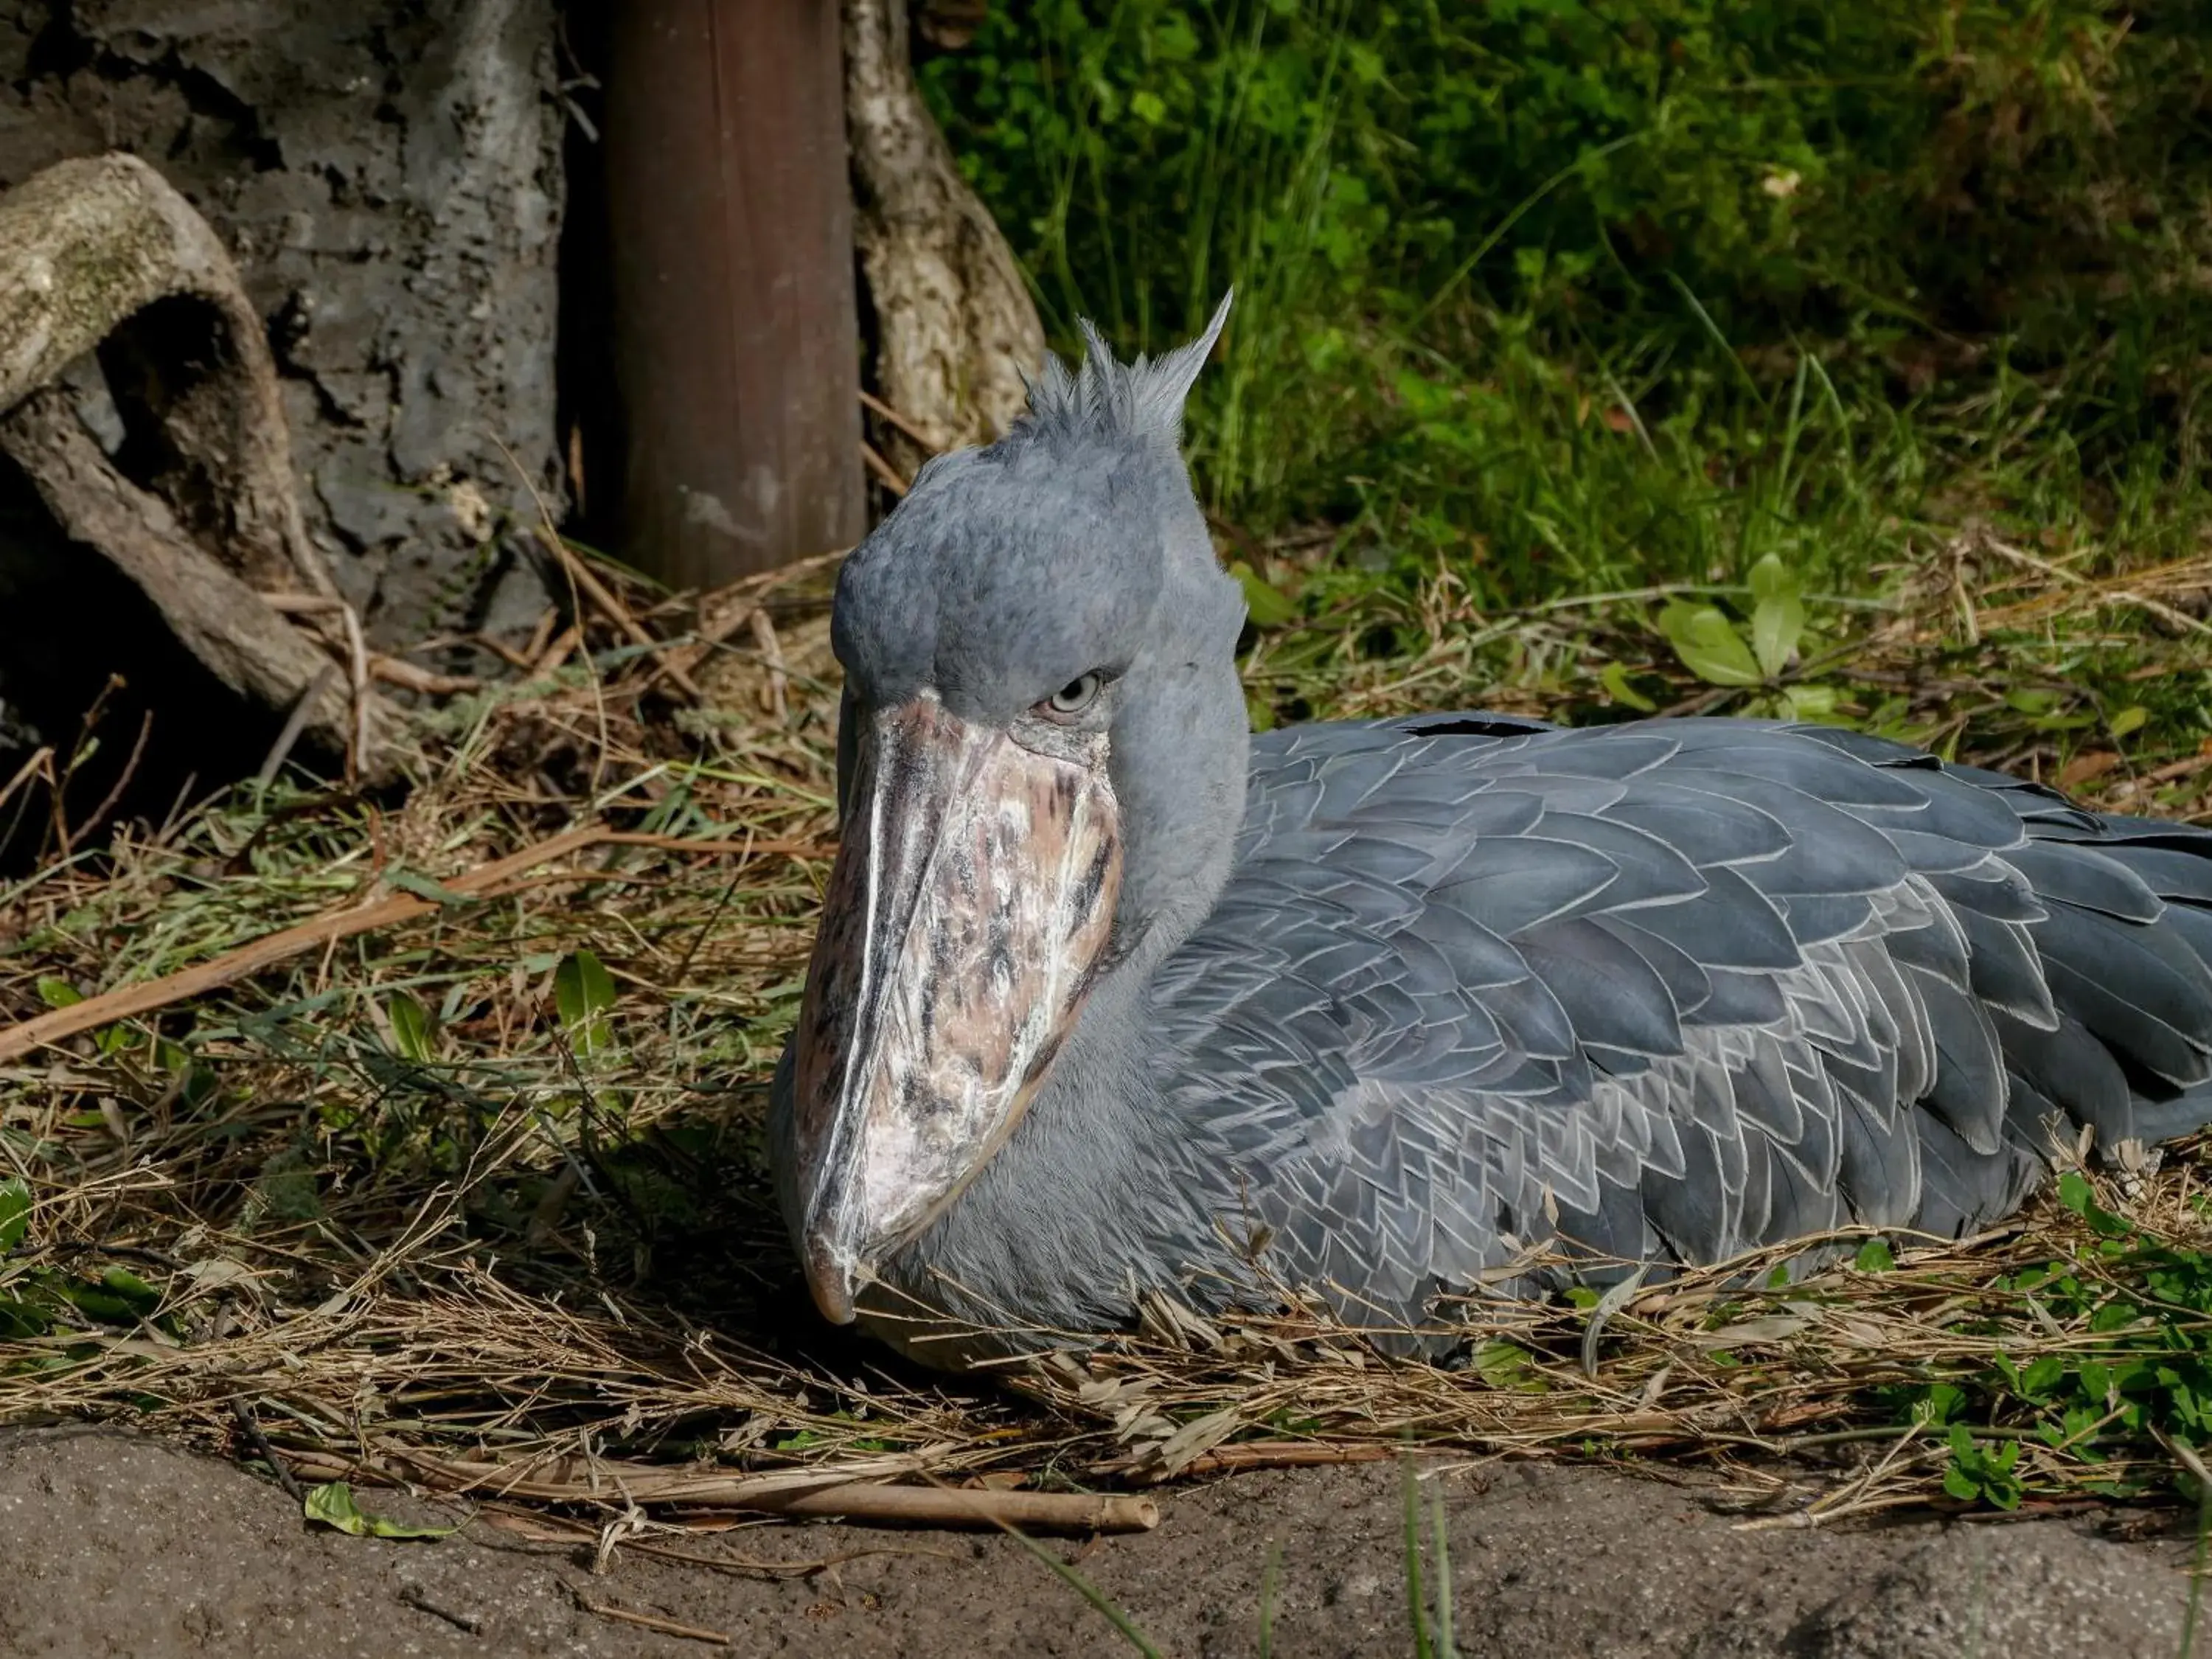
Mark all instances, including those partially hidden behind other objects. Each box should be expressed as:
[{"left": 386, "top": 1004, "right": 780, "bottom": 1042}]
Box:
[
  {"left": 1941, "top": 1425, "right": 2024, "bottom": 1510},
  {"left": 1852, "top": 1237, "right": 1896, "bottom": 1273},
  {"left": 385, "top": 991, "right": 437, "bottom": 1062},
  {"left": 1871, "top": 1171, "right": 2212, "bottom": 1509},
  {"left": 1654, "top": 555, "right": 1839, "bottom": 719},
  {"left": 302, "top": 1481, "right": 457, "bottom": 1541},
  {"left": 553, "top": 948, "right": 618, "bottom": 1055}
]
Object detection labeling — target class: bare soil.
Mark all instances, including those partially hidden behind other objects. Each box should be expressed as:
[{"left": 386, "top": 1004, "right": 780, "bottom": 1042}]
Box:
[{"left": 0, "top": 1426, "right": 2194, "bottom": 1658}]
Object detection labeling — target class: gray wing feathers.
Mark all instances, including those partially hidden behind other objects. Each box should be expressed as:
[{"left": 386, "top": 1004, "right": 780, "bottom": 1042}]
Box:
[{"left": 1164, "top": 717, "right": 2212, "bottom": 1331}]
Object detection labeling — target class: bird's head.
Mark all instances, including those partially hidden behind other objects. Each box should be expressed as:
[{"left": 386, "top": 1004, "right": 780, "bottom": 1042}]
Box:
[{"left": 779, "top": 295, "right": 1248, "bottom": 1324}]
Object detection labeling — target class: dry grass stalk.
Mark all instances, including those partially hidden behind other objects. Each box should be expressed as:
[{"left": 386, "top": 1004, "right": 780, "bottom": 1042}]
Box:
[
  {"left": 3, "top": 532, "right": 2211, "bottom": 1533},
  {"left": 283, "top": 1445, "right": 1158, "bottom": 1533},
  {"left": 569, "top": 1589, "right": 731, "bottom": 1646}
]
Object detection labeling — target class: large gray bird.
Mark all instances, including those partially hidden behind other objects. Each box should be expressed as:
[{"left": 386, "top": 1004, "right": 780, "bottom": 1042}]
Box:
[{"left": 771, "top": 297, "right": 2212, "bottom": 1368}]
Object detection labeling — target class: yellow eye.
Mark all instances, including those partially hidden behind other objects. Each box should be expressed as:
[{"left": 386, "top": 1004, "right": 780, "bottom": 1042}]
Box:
[{"left": 1043, "top": 672, "right": 1103, "bottom": 718}]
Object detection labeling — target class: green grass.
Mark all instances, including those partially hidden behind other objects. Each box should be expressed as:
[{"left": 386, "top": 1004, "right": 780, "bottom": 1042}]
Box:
[{"left": 924, "top": 0, "right": 2212, "bottom": 762}]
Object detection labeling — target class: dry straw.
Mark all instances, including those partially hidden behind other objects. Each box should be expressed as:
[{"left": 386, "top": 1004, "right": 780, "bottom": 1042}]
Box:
[{"left": 3, "top": 530, "right": 2211, "bottom": 1535}]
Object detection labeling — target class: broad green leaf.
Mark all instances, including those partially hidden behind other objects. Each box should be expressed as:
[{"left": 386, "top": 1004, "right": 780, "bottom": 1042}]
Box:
[
  {"left": 101, "top": 1266, "right": 159, "bottom": 1311},
  {"left": 554, "top": 948, "right": 618, "bottom": 1054},
  {"left": 1747, "top": 554, "right": 1805, "bottom": 678},
  {"left": 34, "top": 977, "right": 82, "bottom": 1009},
  {"left": 2054, "top": 1169, "right": 2130, "bottom": 1237},
  {"left": 2022, "top": 1354, "right": 2067, "bottom": 1399},
  {"left": 1781, "top": 683, "right": 1840, "bottom": 723},
  {"left": 2056, "top": 1169, "right": 2095, "bottom": 1217},
  {"left": 385, "top": 869, "right": 474, "bottom": 907},
  {"left": 386, "top": 992, "right": 435, "bottom": 1062},
  {"left": 1231, "top": 562, "right": 1296, "bottom": 629},
  {"left": 1913, "top": 1382, "right": 1966, "bottom": 1425},
  {"left": 1599, "top": 661, "right": 1656, "bottom": 712},
  {"left": 1656, "top": 602, "right": 1761, "bottom": 686},
  {"left": 1852, "top": 1237, "right": 1894, "bottom": 1273},
  {"left": 303, "top": 1481, "right": 456, "bottom": 1540},
  {"left": 1471, "top": 1339, "right": 1549, "bottom": 1393},
  {"left": 2109, "top": 705, "right": 2149, "bottom": 740},
  {"left": 1747, "top": 551, "right": 1794, "bottom": 604},
  {"left": 0, "top": 1177, "right": 29, "bottom": 1251}
]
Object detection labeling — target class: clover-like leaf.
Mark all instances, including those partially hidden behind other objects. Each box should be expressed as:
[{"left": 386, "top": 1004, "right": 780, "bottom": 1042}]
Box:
[
  {"left": 1747, "top": 554, "right": 1806, "bottom": 679},
  {"left": 1657, "top": 601, "right": 1761, "bottom": 686}
]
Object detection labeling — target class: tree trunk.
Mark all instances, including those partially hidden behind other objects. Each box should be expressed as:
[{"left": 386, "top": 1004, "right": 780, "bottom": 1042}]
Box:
[
  {"left": 844, "top": 0, "right": 1046, "bottom": 465},
  {"left": 0, "top": 0, "right": 568, "bottom": 650}
]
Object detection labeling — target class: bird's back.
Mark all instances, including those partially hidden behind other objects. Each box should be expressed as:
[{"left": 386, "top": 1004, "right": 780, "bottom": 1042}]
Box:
[{"left": 1150, "top": 713, "right": 2212, "bottom": 1332}]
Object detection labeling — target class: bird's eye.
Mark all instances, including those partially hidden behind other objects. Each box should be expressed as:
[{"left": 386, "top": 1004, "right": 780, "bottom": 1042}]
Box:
[{"left": 1040, "top": 672, "right": 1104, "bottom": 720}]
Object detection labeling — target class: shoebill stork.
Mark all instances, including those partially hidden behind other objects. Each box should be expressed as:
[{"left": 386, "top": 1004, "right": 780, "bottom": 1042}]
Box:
[{"left": 771, "top": 296, "right": 2212, "bottom": 1367}]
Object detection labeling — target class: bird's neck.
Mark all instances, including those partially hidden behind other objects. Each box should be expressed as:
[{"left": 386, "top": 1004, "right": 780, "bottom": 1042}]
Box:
[{"left": 1105, "top": 660, "right": 1251, "bottom": 975}]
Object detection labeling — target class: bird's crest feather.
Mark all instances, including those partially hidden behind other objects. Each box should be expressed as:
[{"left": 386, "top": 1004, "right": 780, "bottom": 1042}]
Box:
[{"left": 1018, "top": 291, "right": 1233, "bottom": 450}]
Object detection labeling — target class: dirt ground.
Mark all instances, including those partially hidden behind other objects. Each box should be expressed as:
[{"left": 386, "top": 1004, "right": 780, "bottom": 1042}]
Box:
[{"left": 0, "top": 1425, "right": 2194, "bottom": 1658}]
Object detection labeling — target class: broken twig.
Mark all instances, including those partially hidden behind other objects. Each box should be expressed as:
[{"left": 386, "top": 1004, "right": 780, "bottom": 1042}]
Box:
[
  {"left": 285, "top": 1448, "right": 1161, "bottom": 1534},
  {"left": 537, "top": 528, "right": 706, "bottom": 703}
]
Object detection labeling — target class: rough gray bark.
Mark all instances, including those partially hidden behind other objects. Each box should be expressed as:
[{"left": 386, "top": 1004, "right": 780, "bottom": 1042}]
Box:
[
  {"left": 0, "top": 0, "right": 568, "bottom": 647},
  {"left": 844, "top": 0, "right": 1046, "bottom": 464},
  {"left": 0, "top": 153, "right": 361, "bottom": 767}
]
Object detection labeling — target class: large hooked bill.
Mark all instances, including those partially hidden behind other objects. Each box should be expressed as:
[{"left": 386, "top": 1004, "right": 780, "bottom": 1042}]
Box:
[{"left": 787, "top": 692, "right": 1122, "bottom": 1323}]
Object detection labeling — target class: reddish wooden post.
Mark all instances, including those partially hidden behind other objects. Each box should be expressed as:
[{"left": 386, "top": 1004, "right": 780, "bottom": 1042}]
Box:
[{"left": 605, "top": 0, "right": 866, "bottom": 588}]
